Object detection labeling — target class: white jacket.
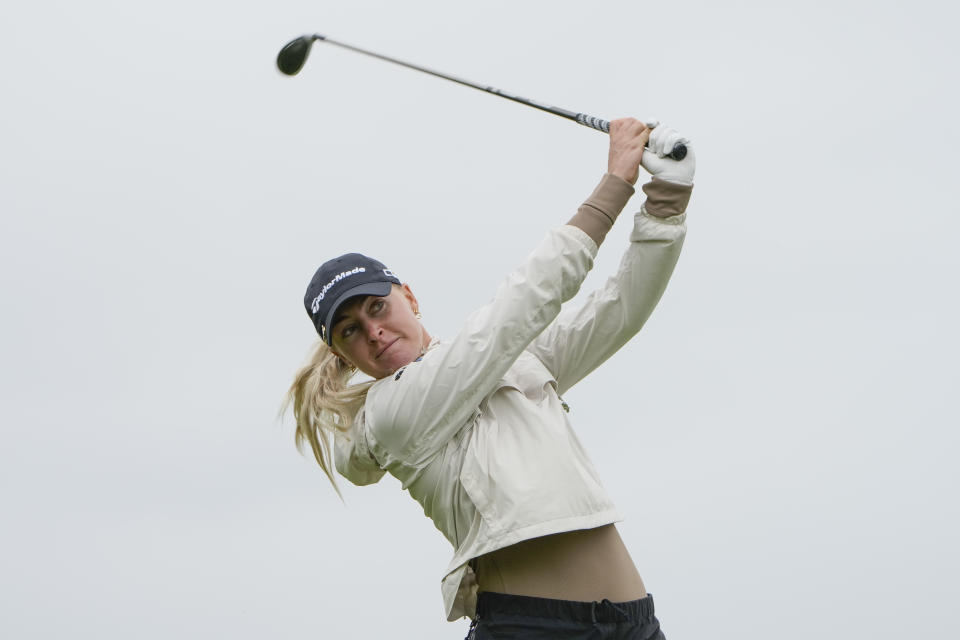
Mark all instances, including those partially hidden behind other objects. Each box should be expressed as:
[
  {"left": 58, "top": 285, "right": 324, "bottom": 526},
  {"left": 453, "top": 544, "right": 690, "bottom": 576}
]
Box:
[{"left": 334, "top": 178, "right": 687, "bottom": 620}]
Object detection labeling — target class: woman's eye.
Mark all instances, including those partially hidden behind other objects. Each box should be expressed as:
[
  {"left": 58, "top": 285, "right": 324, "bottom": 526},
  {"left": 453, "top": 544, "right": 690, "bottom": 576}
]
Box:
[
  {"left": 341, "top": 325, "right": 356, "bottom": 339},
  {"left": 370, "top": 300, "right": 385, "bottom": 313}
]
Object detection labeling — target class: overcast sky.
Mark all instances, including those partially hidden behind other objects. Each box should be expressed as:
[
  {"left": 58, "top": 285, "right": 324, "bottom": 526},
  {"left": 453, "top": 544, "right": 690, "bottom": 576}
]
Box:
[{"left": 2, "top": 1, "right": 958, "bottom": 638}]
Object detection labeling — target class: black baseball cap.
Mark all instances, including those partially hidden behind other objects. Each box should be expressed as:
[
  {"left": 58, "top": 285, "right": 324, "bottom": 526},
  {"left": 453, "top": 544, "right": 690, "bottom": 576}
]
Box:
[{"left": 304, "top": 253, "right": 402, "bottom": 344}]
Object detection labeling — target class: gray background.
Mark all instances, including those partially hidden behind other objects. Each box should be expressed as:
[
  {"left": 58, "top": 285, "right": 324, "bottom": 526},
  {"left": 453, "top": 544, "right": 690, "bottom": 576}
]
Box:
[{"left": 2, "top": 0, "right": 957, "bottom": 638}]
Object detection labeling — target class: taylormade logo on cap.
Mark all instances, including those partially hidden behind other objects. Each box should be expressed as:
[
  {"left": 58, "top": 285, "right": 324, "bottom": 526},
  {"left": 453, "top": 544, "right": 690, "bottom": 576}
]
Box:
[{"left": 310, "top": 267, "right": 366, "bottom": 313}]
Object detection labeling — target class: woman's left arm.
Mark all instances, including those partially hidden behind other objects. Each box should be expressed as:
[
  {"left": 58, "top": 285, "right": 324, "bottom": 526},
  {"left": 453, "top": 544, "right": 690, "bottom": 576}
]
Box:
[{"left": 528, "top": 125, "right": 695, "bottom": 396}]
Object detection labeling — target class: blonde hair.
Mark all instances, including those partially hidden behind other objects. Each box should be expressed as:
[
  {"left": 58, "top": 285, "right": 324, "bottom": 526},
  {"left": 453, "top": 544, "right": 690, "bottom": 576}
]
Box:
[{"left": 283, "top": 339, "right": 374, "bottom": 497}]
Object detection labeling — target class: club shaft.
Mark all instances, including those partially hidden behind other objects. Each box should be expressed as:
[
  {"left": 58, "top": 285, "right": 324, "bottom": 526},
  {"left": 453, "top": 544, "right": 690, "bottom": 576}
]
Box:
[
  {"left": 318, "top": 35, "right": 582, "bottom": 120},
  {"left": 309, "top": 34, "right": 686, "bottom": 159}
]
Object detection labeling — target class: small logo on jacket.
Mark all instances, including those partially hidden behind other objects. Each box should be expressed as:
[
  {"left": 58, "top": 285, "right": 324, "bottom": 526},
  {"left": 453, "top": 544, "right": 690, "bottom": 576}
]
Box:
[{"left": 392, "top": 355, "right": 424, "bottom": 381}]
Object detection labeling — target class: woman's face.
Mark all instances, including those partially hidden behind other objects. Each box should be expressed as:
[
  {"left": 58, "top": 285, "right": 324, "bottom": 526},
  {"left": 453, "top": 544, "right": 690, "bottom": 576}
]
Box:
[{"left": 330, "top": 284, "right": 430, "bottom": 380}]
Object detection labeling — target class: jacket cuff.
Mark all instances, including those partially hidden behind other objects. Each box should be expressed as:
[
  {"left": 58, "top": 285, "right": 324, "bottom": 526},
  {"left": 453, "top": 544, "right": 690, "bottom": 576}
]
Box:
[
  {"left": 567, "top": 173, "right": 636, "bottom": 245},
  {"left": 641, "top": 177, "right": 693, "bottom": 218}
]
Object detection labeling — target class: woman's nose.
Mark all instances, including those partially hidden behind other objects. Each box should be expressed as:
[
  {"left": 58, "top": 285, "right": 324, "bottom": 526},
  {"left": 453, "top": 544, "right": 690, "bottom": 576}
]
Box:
[{"left": 364, "top": 321, "right": 383, "bottom": 342}]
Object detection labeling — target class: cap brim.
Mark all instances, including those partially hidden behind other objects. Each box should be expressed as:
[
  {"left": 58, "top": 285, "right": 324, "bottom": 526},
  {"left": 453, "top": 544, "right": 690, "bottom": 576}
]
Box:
[{"left": 322, "top": 282, "right": 395, "bottom": 344}]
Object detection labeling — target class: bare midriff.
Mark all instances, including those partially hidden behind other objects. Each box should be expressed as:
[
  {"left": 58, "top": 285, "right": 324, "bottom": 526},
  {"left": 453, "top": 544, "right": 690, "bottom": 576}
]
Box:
[{"left": 471, "top": 524, "right": 647, "bottom": 603}]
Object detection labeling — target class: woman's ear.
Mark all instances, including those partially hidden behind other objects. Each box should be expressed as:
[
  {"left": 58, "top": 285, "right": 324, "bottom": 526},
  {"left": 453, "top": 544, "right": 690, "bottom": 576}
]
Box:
[
  {"left": 333, "top": 351, "right": 355, "bottom": 370},
  {"left": 400, "top": 283, "right": 420, "bottom": 314}
]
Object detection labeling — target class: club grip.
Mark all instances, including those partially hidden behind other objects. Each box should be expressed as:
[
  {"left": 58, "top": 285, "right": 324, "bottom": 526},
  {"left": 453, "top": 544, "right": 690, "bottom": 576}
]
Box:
[
  {"left": 576, "top": 113, "right": 687, "bottom": 161},
  {"left": 576, "top": 113, "right": 611, "bottom": 133}
]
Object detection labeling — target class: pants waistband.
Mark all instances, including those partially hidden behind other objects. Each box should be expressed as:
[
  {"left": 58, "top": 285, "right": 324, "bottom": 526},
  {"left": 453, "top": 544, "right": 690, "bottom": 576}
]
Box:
[{"left": 476, "top": 591, "right": 657, "bottom": 624}]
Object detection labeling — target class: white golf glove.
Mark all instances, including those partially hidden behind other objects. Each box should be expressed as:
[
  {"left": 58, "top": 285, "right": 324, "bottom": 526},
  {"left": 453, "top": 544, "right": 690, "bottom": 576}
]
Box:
[{"left": 641, "top": 122, "right": 695, "bottom": 186}]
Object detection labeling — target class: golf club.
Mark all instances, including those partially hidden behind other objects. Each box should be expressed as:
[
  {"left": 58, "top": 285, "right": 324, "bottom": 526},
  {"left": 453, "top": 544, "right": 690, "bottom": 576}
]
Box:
[{"left": 277, "top": 34, "right": 687, "bottom": 161}]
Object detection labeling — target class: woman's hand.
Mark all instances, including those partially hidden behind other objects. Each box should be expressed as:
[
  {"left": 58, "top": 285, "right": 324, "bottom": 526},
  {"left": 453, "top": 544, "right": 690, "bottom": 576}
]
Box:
[
  {"left": 641, "top": 124, "right": 695, "bottom": 186},
  {"left": 607, "top": 118, "right": 653, "bottom": 185}
]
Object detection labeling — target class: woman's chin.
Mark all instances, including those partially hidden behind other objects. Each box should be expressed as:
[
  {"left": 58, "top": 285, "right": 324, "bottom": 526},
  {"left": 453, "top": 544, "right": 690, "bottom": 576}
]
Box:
[{"left": 376, "top": 344, "right": 418, "bottom": 376}]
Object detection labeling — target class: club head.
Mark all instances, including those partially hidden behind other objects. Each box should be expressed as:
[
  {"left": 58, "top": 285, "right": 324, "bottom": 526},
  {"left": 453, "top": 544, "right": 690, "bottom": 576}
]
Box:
[{"left": 277, "top": 36, "right": 315, "bottom": 75}]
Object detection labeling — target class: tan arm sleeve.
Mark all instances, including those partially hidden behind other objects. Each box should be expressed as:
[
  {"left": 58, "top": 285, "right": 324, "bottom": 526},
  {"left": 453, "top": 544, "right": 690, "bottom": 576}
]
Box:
[
  {"left": 566, "top": 173, "right": 636, "bottom": 246},
  {"left": 641, "top": 177, "right": 694, "bottom": 218}
]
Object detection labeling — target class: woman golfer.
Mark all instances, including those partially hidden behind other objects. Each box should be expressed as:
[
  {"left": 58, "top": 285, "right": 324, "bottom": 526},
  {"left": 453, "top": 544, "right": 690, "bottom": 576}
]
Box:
[{"left": 287, "top": 117, "right": 694, "bottom": 639}]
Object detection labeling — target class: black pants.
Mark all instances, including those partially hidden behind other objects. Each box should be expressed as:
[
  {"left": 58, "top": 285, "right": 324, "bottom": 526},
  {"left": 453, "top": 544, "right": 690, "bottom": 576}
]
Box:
[{"left": 465, "top": 591, "right": 666, "bottom": 640}]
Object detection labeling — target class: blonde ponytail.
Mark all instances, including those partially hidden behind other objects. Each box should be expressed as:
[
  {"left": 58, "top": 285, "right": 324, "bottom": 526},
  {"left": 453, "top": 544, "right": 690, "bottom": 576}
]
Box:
[{"left": 283, "top": 339, "right": 374, "bottom": 496}]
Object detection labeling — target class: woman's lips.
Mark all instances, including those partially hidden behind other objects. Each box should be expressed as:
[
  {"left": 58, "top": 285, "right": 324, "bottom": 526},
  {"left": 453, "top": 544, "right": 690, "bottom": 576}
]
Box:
[{"left": 376, "top": 338, "right": 399, "bottom": 359}]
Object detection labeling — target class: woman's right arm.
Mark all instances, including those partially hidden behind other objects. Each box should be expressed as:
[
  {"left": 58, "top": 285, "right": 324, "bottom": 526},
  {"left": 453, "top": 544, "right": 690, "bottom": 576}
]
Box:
[
  {"left": 363, "top": 224, "right": 597, "bottom": 467},
  {"left": 566, "top": 119, "right": 651, "bottom": 246}
]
